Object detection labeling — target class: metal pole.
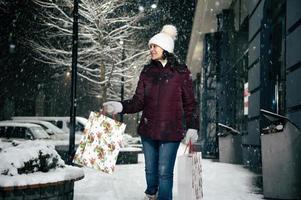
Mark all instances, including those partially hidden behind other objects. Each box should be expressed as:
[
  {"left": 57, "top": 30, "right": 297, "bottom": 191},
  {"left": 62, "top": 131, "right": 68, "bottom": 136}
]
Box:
[
  {"left": 120, "top": 45, "right": 125, "bottom": 122},
  {"left": 120, "top": 75, "right": 124, "bottom": 122},
  {"left": 68, "top": 0, "right": 79, "bottom": 165}
]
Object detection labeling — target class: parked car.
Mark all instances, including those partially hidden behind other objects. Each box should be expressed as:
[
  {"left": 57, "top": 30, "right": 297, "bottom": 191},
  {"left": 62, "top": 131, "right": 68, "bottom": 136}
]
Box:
[
  {"left": 11, "top": 119, "right": 65, "bottom": 135},
  {"left": 0, "top": 121, "right": 79, "bottom": 162},
  {"left": 0, "top": 122, "right": 50, "bottom": 141},
  {"left": 15, "top": 119, "right": 82, "bottom": 142},
  {"left": 12, "top": 116, "right": 88, "bottom": 134}
]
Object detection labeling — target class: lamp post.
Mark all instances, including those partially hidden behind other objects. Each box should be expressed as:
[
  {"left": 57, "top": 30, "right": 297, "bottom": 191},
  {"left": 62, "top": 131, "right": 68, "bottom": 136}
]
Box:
[
  {"left": 68, "top": 0, "right": 79, "bottom": 165},
  {"left": 119, "top": 40, "right": 125, "bottom": 122}
]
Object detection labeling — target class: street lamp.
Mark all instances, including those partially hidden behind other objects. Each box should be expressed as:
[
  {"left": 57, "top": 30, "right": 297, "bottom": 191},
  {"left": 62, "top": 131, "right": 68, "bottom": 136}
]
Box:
[
  {"left": 68, "top": 0, "right": 79, "bottom": 165},
  {"left": 119, "top": 40, "right": 125, "bottom": 122},
  {"left": 138, "top": 0, "right": 158, "bottom": 12},
  {"left": 150, "top": 3, "right": 157, "bottom": 9},
  {"left": 66, "top": 71, "right": 71, "bottom": 78},
  {"left": 138, "top": 5, "right": 145, "bottom": 12}
]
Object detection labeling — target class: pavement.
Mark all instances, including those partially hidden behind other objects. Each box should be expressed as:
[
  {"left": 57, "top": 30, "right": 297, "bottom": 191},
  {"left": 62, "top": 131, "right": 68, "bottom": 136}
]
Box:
[{"left": 74, "top": 144, "right": 264, "bottom": 200}]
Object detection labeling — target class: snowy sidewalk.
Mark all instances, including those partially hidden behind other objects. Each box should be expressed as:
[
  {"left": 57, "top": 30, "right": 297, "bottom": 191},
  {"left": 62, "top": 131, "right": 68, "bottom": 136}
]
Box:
[{"left": 74, "top": 144, "right": 264, "bottom": 200}]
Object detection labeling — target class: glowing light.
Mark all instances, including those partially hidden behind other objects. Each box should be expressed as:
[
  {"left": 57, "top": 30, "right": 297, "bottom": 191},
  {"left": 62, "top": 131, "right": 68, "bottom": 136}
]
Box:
[
  {"left": 151, "top": 4, "right": 157, "bottom": 9},
  {"left": 138, "top": 5, "right": 144, "bottom": 12}
]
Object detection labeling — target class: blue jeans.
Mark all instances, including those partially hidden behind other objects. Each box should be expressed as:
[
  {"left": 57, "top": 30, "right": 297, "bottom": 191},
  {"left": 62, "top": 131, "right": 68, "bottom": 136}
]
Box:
[{"left": 141, "top": 136, "right": 180, "bottom": 200}]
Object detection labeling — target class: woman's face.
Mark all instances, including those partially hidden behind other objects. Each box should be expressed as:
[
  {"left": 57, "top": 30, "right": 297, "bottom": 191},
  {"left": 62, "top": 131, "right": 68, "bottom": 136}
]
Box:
[{"left": 149, "top": 44, "right": 164, "bottom": 60}]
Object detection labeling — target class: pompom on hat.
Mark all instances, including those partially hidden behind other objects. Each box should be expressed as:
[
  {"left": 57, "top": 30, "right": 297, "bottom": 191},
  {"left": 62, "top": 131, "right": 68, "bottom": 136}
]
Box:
[{"left": 148, "top": 25, "right": 177, "bottom": 53}]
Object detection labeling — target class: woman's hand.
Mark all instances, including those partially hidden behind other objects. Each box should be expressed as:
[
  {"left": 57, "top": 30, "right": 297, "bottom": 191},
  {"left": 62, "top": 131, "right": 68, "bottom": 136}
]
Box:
[
  {"left": 102, "top": 101, "right": 123, "bottom": 114},
  {"left": 184, "top": 129, "right": 198, "bottom": 144}
]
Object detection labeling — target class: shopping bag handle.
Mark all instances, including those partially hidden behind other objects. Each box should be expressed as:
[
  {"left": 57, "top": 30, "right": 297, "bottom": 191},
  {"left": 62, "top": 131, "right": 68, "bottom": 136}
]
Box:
[{"left": 184, "top": 139, "right": 195, "bottom": 154}]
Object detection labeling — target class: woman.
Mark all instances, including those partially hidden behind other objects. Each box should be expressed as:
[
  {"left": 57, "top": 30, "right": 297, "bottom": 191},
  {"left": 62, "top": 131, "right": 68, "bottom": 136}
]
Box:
[{"left": 103, "top": 25, "right": 199, "bottom": 200}]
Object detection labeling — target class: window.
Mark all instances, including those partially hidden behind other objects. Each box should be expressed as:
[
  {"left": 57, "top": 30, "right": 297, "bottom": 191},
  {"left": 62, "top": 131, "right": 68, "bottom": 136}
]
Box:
[
  {"left": 261, "top": 0, "right": 286, "bottom": 115},
  {"left": 12, "top": 127, "right": 26, "bottom": 138},
  {"left": 270, "top": 2, "right": 286, "bottom": 115},
  {"left": 76, "top": 122, "right": 85, "bottom": 131},
  {"left": 5, "top": 127, "right": 14, "bottom": 138},
  {"left": 49, "top": 120, "right": 63, "bottom": 128},
  {"left": 0, "top": 127, "right": 6, "bottom": 137}
]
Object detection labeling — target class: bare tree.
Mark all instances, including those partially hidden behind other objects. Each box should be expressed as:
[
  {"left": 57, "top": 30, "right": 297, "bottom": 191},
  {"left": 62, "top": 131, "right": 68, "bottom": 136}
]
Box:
[{"left": 30, "top": 0, "right": 149, "bottom": 102}]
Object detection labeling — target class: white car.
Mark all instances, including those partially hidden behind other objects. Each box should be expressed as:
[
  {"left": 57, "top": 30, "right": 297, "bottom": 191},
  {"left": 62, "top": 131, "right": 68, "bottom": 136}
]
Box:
[
  {"left": 10, "top": 119, "right": 74, "bottom": 141},
  {"left": 12, "top": 119, "right": 65, "bottom": 135},
  {"left": 2, "top": 120, "right": 81, "bottom": 143},
  {"left": 0, "top": 121, "right": 79, "bottom": 162},
  {"left": 12, "top": 116, "right": 88, "bottom": 134},
  {"left": 0, "top": 122, "right": 50, "bottom": 141}
]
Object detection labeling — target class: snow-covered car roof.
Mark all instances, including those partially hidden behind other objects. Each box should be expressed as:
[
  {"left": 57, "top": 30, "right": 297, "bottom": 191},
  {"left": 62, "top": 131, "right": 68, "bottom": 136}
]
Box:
[
  {"left": 12, "top": 119, "right": 65, "bottom": 134},
  {"left": 0, "top": 121, "right": 42, "bottom": 128},
  {"left": 12, "top": 116, "right": 87, "bottom": 122}
]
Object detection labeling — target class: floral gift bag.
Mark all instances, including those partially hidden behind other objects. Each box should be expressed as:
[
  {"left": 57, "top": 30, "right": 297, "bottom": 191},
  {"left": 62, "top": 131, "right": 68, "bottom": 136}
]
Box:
[{"left": 73, "top": 111, "right": 126, "bottom": 174}]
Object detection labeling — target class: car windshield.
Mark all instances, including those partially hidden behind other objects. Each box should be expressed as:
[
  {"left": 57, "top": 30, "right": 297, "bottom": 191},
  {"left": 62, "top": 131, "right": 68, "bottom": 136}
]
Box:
[{"left": 29, "top": 127, "right": 50, "bottom": 139}]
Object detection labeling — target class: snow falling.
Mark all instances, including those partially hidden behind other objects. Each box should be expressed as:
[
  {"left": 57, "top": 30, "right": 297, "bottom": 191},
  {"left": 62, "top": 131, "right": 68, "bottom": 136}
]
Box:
[{"left": 0, "top": 0, "right": 300, "bottom": 199}]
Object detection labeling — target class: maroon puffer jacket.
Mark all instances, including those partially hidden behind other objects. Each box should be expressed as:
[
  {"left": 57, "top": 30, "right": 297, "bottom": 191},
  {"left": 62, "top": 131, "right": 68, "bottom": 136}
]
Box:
[{"left": 121, "top": 60, "right": 199, "bottom": 141}]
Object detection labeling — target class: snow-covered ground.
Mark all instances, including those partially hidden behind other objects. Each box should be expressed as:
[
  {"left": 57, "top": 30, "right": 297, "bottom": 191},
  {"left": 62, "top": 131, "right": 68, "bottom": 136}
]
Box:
[{"left": 74, "top": 144, "right": 264, "bottom": 200}]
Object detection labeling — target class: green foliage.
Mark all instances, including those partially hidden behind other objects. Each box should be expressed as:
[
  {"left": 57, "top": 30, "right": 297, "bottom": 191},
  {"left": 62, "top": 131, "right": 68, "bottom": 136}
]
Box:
[{"left": 16, "top": 150, "right": 64, "bottom": 175}]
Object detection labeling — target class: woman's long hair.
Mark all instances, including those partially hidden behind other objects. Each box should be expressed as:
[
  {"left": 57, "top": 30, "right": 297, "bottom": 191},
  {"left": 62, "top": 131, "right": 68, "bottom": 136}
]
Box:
[{"left": 162, "top": 50, "right": 179, "bottom": 66}]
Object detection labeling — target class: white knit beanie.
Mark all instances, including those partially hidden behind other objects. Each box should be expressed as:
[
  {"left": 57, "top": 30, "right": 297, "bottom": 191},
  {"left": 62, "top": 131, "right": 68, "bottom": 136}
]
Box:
[{"left": 148, "top": 25, "right": 177, "bottom": 53}]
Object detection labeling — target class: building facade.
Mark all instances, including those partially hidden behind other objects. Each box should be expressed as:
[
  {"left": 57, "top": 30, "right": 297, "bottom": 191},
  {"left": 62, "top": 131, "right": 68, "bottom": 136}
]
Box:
[{"left": 188, "top": 0, "right": 301, "bottom": 173}]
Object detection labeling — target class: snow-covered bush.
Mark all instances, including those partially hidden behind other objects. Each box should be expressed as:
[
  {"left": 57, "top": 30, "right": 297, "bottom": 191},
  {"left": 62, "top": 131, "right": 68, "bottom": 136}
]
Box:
[
  {"left": 0, "top": 140, "right": 84, "bottom": 188},
  {"left": 0, "top": 140, "right": 65, "bottom": 176}
]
